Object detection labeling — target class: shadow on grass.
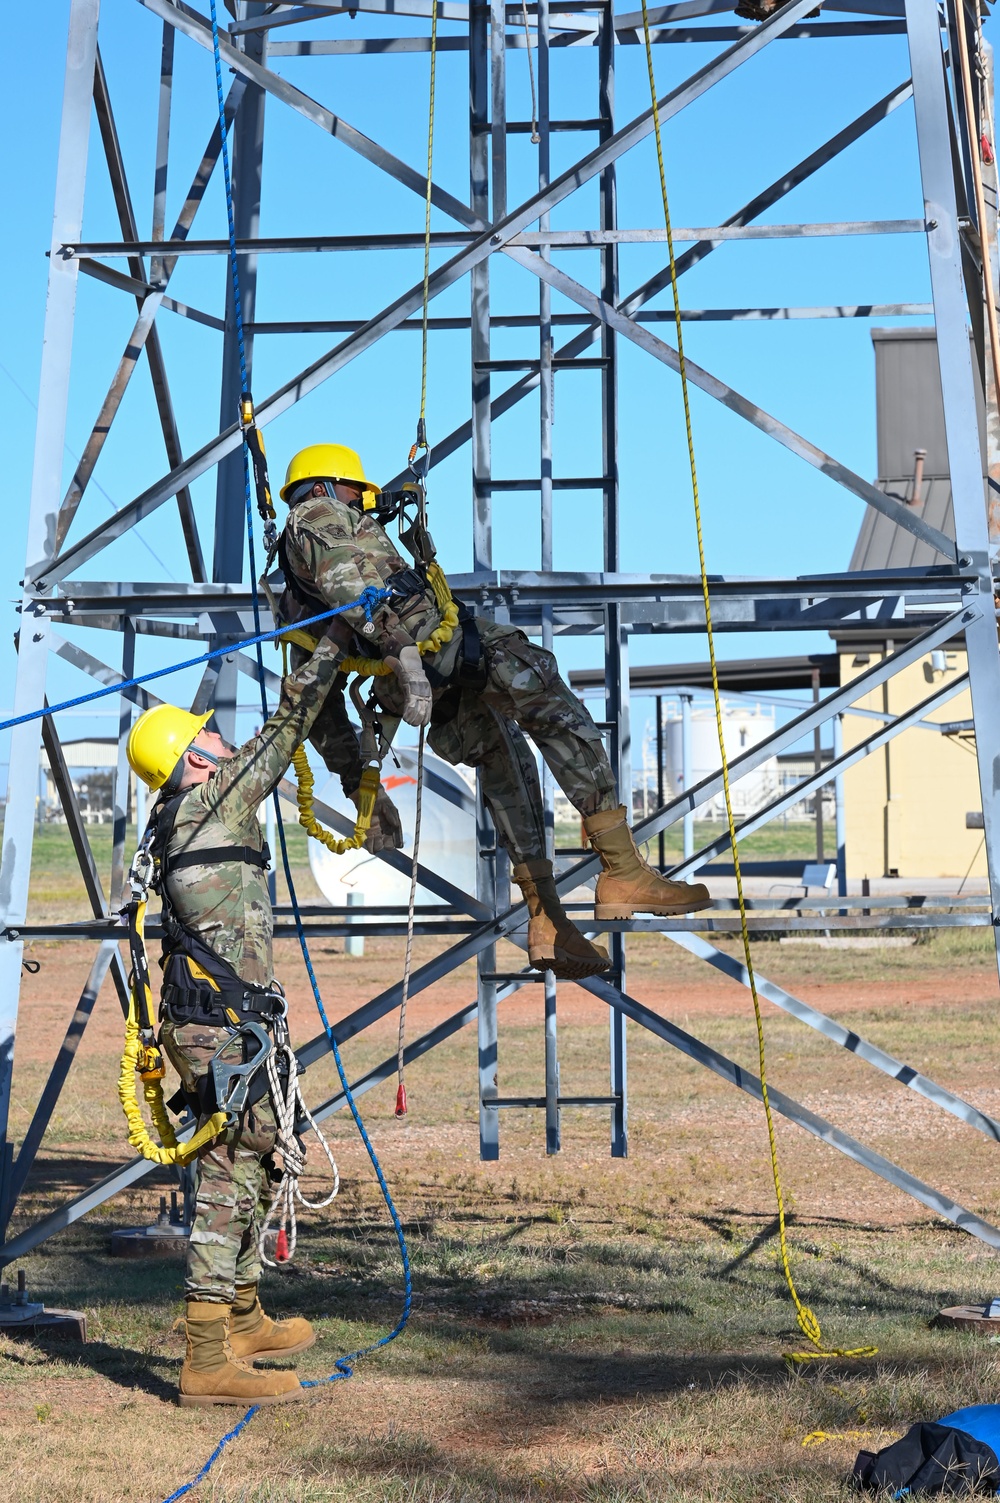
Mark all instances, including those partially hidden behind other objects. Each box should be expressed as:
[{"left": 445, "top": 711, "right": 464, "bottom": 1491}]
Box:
[
  {"left": 694, "top": 1209, "right": 962, "bottom": 1319},
  {"left": 1, "top": 1331, "right": 179, "bottom": 1402}
]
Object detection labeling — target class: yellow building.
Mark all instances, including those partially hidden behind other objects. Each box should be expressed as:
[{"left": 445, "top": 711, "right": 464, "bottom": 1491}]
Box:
[
  {"left": 839, "top": 329, "right": 986, "bottom": 880},
  {"left": 839, "top": 644, "right": 981, "bottom": 880}
]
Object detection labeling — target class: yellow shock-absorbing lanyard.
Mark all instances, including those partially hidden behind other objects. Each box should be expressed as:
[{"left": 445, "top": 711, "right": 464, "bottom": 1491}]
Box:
[{"left": 117, "top": 897, "right": 229, "bottom": 1165}]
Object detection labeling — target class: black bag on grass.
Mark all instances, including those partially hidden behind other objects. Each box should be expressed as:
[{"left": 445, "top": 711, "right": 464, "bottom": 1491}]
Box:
[{"left": 853, "top": 1420, "right": 1000, "bottom": 1496}]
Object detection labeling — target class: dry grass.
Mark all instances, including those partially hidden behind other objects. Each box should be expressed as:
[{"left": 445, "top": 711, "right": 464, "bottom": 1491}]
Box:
[{"left": 3, "top": 899, "right": 1000, "bottom": 1500}]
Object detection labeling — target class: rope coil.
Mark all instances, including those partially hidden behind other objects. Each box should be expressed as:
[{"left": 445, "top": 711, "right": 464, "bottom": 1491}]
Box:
[
  {"left": 638, "top": 0, "right": 875, "bottom": 1366},
  {"left": 258, "top": 1020, "right": 340, "bottom": 1267}
]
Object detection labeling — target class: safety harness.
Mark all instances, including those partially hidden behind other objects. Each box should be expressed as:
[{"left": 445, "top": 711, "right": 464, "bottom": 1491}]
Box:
[
  {"left": 118, "top": 802, "right": 284, "bottom": 1161},
  {"left": 145, "top": 792, "right": 285, "bottom": 1032},
  {"left": 119, "top": 793, "right": 340, "bottom": 1256}
]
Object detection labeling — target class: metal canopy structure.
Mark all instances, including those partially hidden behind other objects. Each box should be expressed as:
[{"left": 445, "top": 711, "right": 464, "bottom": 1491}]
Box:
[{"left": 3, "top": 0, "right": 1000, "bottom": 1268}]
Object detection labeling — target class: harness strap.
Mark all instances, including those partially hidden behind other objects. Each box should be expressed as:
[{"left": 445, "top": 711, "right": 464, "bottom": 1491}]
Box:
[
  {"left": 160, "top": 984, "right": 287, "bottom": 1029},
  {"left": 423, "top": 601, "right": 487, "bottom": 707},
  {"left": 167, "top": 843, "right": 270, "bottom": 873},
  {"left": 455, "top": 601, "right": 487, "bottom": 688},
  {"left": 125, "top": 900, "right": 157, "bottom": 1036}
]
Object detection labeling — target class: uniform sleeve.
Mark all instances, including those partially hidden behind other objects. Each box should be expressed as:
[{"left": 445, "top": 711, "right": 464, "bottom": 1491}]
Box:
[
  {"left": 285, "top": 505, "right": 424, "bottom": 659},
  {"left": 197, "top": 633, "right": 344, "bottom": 827},
  {"left": 286, "top": 507, "right": 390, "bottom": 638}
]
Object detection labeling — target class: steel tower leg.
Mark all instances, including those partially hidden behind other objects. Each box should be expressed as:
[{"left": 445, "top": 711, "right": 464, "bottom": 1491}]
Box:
[
  {"left": 212, "top": 4, "right": 267, "bottom": 743},
  {"left": 535, "top": 0, "right": 561, "bottom": 1156},
  {"left": 599, "top": 5, "right": 628, "bottom": 1158},
  {"left": 905, "top": 0, "right": 1000, "bottom": 983},
  {"left": 0, "top": 0, "right": 101, "bottom": 1241},
  {"left": 472, "top": 0, "right": 499, "bottom": 1159}
]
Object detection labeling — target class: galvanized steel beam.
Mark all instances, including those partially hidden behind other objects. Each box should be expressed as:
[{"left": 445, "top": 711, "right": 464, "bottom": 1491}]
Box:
[{"left": 0, "top": 0, "right": 102, "bottom": 1242}]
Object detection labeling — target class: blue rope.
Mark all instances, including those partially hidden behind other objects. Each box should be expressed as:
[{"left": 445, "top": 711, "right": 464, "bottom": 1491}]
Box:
[
  {"left": 160, "top": 1406, "right": 260, "bottom": 1503},
  {"left": 209, "top": 0, "right": 248, "bottom": 401},
  {"left": 0, "top": 591, "right": 388, "bottom": 738},
  {"left": 156, "top": 13, "right": 413, "bottom": 1501},
  {"left": 273, "top": 793, "right": 413, "bottom": 1391}
]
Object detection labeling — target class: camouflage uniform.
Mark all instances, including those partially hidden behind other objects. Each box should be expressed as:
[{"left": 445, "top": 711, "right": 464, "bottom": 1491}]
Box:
[
  {"left": 280, "top": 494, "right": 618, "bottom": 863},
  {"left": 158, "top": 634, "right": 342, "bottom": 1303}
]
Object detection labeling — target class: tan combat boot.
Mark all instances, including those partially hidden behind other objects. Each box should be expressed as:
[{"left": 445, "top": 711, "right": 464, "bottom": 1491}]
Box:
[
  {"left": 229, "top": 1284, "right": 316, "bottom": 1363},
  {"left": 584, "top": 806, "right": 712, "bottom": 920},
  {"left": 512, "top": 858, "right": 612, "bottom": 979},
  {"left": 178, "top": 1300, "right": 303, "bottom": 1408}
]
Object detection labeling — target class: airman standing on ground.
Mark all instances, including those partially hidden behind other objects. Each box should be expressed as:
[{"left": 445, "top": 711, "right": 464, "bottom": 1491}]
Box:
[{"left": 127, "top": 623, "right": 344, "bottom": 1406}]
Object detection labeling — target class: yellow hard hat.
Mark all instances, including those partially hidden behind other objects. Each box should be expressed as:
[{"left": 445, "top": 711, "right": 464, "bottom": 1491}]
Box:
[
  {"left": 280, "top": 443, "right": 381, "bottom": 505},
  {"left": 127, "top": 704, "right": 213, "bottom": 792}
]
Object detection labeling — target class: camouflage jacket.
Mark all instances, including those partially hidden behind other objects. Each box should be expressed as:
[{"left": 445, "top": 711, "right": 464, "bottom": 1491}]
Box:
[
  {"left": 160, "top": 634, "right": 342, "bottom": 988},
  {"left": 282, "top": 493, "right": 442, "bottom": 658}
]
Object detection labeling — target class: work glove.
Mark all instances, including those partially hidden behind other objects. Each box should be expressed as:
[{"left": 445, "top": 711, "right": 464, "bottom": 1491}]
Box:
[
  {"left": 386, "top": 645, "right": 433, "bottom": 728},
  {"left": 350, "top": 785, "right": 404, "bottom": 854}
]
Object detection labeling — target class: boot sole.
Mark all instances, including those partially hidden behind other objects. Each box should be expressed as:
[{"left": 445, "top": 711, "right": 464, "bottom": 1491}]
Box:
[
  {"left": 178, "top": 1386, "right": 305, "bottom": 1408},
  {"left": 238, "top": 1333, "right": 316, "bottom": 1363},
  {"left": 529, "top": 955, "right": 613, "bottom": 980},
  {"left": 595, "top": 895, "right": 714, "bottom": 919}
]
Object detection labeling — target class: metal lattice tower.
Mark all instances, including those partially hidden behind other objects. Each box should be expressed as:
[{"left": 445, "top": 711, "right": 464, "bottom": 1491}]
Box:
[{"left": 4, "top": 0, "right": 1000, "bottom": 1267}]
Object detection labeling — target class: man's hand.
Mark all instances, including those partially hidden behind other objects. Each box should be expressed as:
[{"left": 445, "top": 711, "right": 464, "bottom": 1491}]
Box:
[
  {"left": 386, "top": 645, "right": 433, "bottom": 727},
  {"left": 350, "top": 785, "right": 404, "bottom": 853}
]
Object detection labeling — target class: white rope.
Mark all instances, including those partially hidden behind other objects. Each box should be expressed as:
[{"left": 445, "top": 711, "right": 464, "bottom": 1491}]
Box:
[
  {"left": 521, "top": 0, "right": 541, "bottom": 144},
  {"left": 395, "top": 728, "right": 425, "bottom": 1113},
  {"left": 258, "top": 1020, "right": 339, "bottom": 1267}
]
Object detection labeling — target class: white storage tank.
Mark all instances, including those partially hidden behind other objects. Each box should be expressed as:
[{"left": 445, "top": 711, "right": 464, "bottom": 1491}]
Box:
[
  {"left": 307, "top": 744, "right": 477, "bottom": 910},
  {"left": 665, "top": 704, "right": 778, "bottom": 817}
]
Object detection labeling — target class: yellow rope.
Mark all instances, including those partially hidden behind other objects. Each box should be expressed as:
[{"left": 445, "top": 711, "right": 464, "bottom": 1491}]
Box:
[
  {"left": 285, "top": 567, "right": 457, "bottom": 850},
  {"left": 117, "top": 900, "right": 229, "bottom": 1165},
  {"left": 801, "top": 1430, "right": 892, "bottom": 1449},
  {"left": 638, "top": 0, "right": 875, "bottom": 1365},
  {"left": 419, "top": 0, "right": 439, "bottom": 440},
  {"left": 285, "top": 0, "right": 445, "bottom": 880},
  {"left": 280, "top": 10, "right": 450, "bottom": 866},
  {"left": 277, "top": 10, "right": 448, "bottom": 860}
]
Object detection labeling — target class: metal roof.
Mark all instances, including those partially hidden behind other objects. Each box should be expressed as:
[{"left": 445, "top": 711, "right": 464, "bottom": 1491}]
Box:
[
  {"left": 40, "top": 738, "right": 119, "bottom": 770},
  {"left": 568, "top": 653, "right": 839, "bottom": 695},
  {"left": 849, "top": 328, "right": 985, "bottom": 572}
]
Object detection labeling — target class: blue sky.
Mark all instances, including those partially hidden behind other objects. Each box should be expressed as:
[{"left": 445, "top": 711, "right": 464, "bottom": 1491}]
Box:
[{"left": 0, "top": 2, "right": 988, "bottom": 779}]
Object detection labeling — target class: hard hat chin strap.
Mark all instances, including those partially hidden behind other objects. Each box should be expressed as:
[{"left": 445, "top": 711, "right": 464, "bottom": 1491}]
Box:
[
  {"left": 286, "top": 478, "right": 332, "bottom": 507},
  {"left": 189, "top": 744, "right": 223, "bottom": 769},
  {"left": 162, "top": 738, "right": 222, "bottom": 795}
]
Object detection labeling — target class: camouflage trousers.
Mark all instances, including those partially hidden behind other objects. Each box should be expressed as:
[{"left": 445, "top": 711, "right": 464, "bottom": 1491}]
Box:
[
  {"left": 308, "top": 620, "right": 618, "bottom": 863},
  {"left": 160, "top": 1017, "right": 277, "bottom": 1304}
]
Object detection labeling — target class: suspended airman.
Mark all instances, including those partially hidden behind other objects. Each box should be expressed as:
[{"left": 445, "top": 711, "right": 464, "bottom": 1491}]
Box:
[
  {"left": 126, "top": 621, "right": 344, "bottom": 1407},
  {"left": 269, "top": 443, "right": 712, "bottom": 980}
]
